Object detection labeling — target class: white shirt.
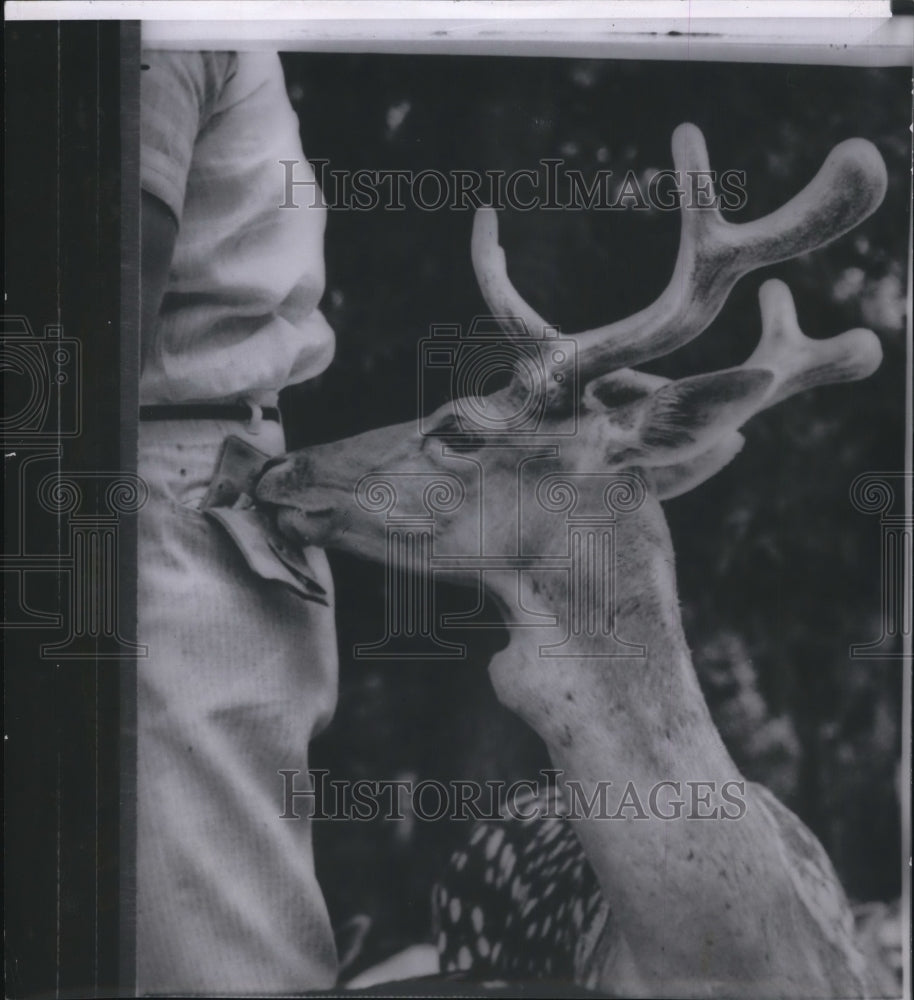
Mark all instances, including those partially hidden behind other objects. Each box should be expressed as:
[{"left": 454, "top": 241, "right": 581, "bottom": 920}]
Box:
[{"left": 140, "top": 50, "right": 335, "bottom": 405}]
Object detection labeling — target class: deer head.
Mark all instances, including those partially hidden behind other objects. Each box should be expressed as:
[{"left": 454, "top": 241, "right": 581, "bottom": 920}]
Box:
[{"left": 257, "top": 123, "right": 885, "bottom": 592}]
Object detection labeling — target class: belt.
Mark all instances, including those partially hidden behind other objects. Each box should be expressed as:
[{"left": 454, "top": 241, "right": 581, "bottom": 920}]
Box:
[{"left": 139, "top": 403, "right": 281, "bottom": 425}]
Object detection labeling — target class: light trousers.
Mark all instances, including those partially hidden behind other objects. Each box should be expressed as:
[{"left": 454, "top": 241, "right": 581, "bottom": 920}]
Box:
[{"left": 136, "top": 417, "right": 338, "bottom": 995}]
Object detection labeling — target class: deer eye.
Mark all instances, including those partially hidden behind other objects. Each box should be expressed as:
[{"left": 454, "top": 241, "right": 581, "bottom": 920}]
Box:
[{"left": 425, "top": 415, "right": 487, "bottom": 453}]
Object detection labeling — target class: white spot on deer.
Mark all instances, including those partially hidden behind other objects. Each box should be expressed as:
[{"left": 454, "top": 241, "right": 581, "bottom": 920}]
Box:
[
  {"left": 457, "top": 946, "right": 473, "bottom": 971},
  {"left": 448, "top": 897, "right": 462, "bottom": 923},
  {"left": 471, "top": 906, "right": 484, "bottom": 934},
  {"left": 484, "top": 827, "right": 505, "bottom": 860},
  {"left": 541, "top": 822, "right": 563, "bottom": 845},
  {"left": 498, "top": 844, "right": 517, "bottom": 881}
]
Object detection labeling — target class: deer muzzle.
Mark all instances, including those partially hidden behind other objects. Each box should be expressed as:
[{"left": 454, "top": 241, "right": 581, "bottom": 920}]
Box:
[{"left": 255, "top": 455, "right": 351, "bottom": 545}]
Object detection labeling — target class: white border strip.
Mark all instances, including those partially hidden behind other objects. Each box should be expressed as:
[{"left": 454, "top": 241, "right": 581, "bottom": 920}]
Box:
[
  {"left": 7, "top": 2, "right": 910, "bottom": 66},
  {"left": 133, "top": 19, "right": 910, "bottom": 66},
  {"left": 2, "top": 1, "right": 899, "bottom": 21}
]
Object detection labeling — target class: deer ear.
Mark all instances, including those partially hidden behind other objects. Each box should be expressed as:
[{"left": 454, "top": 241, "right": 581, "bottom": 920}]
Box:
[
  {"left": 653, "top": 432, "right": 745, "bottom": 500},
  {"left": 637, "top": 368, "right": 774, "bottom": 466}
]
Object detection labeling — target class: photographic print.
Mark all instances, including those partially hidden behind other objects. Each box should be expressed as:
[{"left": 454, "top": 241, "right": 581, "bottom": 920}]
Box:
[{"left": 3, "top": 4, "right": 912, "bottom": 998}]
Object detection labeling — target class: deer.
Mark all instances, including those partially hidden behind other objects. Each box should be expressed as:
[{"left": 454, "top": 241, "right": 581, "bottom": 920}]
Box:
[{"left": 255, "top": 123, "right": 890, "bottom": 997}]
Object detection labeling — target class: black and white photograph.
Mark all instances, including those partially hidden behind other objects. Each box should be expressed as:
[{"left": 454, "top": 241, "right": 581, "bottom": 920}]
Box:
[{"left": 3, "top": 4, "right": 912, "bottom": 998}]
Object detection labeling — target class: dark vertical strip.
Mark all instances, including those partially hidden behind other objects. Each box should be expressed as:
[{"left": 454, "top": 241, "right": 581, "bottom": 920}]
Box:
[
  {"left": 3, "top": 20, "right": 124, "bottom": 998},
  {"left": 61, "top": 21, "right": 122, "bottom": 998},
  {"left": 118, "top": 20, "right": 141, "bottom": 1000},
  {"left": 4, "top": 27, "right": 65, "bottom": 1000}
]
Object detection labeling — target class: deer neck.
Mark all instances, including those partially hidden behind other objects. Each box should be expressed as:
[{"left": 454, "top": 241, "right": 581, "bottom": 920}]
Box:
[
  {"left": 485, "top": 505, "right": 735, "bottom": 785},
  {"left": 482, "top": 507, "right": 872, "bottom": 997}
]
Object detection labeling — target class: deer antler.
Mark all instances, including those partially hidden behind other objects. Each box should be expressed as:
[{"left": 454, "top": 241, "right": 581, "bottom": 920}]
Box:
[
  {"left": 471, "top": 124, "right": 887, "bottom": 398},
  {"left": 744, "top": 278, "right": 883, "bottom": 406},
  {"left": 470, "top": 206, "right": 552, "bottom": 340},
  {"left": 649, "top": 277, "right": 882, "bottom": 499}
]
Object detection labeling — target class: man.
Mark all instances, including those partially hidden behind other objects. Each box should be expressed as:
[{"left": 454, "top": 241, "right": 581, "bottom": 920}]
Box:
[{"left": 137, "top": 50, "right": 339, "bottom": 994}]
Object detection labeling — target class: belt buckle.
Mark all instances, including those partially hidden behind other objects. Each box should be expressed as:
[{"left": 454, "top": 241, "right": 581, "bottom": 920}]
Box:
[{"left": 242, "top": 399, "right": 264, "bottom": 435}]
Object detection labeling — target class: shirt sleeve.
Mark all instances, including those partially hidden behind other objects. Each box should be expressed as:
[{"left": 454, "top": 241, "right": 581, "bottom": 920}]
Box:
[{"left": 140, "top": 51, "right": 236, "bottom": 221}]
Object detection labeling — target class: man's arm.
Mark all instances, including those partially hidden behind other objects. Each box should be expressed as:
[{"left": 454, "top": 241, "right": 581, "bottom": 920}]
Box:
[
  {"left": 141, "top": 190, "right": 177, "bottom": 369},
  {"left": 141, "top": 50, "right": 226, "bottom": 369}
]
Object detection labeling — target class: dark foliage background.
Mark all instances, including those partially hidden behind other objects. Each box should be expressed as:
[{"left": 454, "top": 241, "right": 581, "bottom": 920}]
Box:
[{"left": 278, "top": 53, "right": 908, "bottom": 969}]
